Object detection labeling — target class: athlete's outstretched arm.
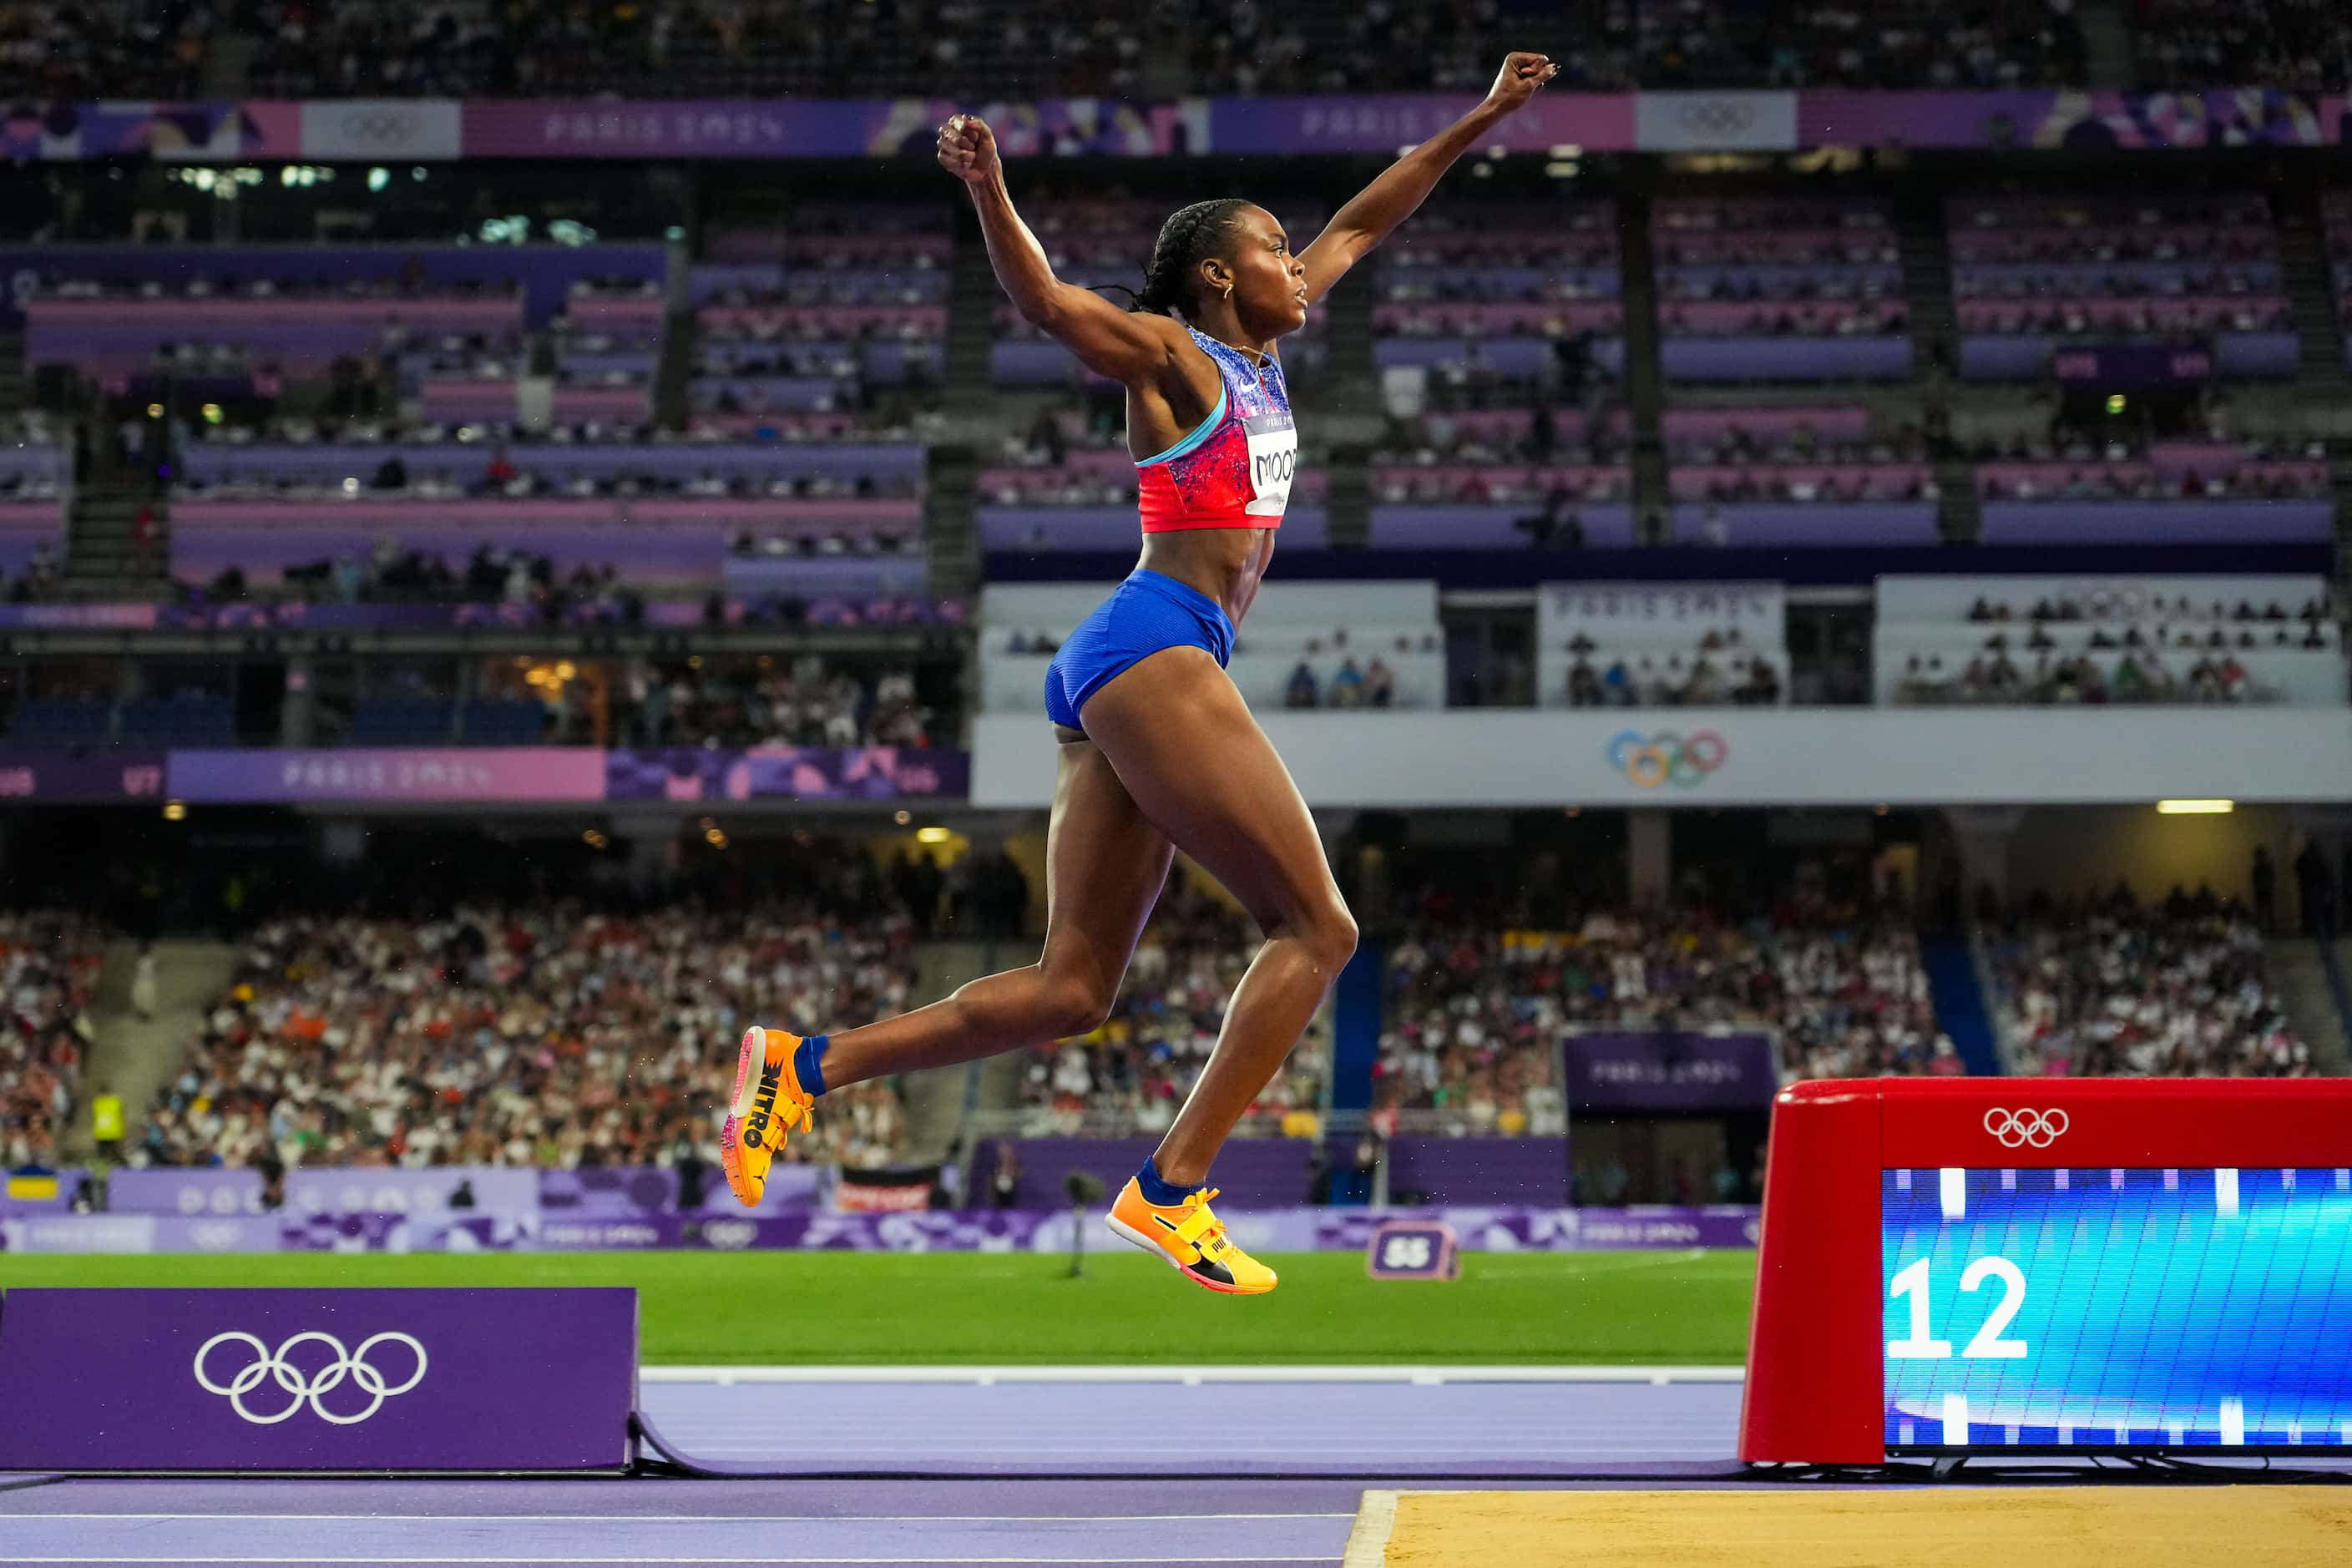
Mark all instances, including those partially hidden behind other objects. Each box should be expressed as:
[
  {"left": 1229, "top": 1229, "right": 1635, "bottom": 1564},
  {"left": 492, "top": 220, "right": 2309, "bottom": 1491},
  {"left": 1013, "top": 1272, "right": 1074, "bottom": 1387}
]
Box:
[
  {"left": 938, "top": 113, "right": 1188, "bottom": 387},
  {"left": 1295, "top": 52, "right": 1560, "bottom": 306}
]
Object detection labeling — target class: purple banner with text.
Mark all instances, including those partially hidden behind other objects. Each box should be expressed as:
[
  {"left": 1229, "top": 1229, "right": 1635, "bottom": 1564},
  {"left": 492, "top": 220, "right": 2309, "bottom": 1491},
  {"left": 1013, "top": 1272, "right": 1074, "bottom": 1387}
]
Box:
[
  {"left": 1209, "top": 94, "right": 1635, "bottom": 153},
  {"left": 3, "top": 89, "right": 2339, "bottom": 164},
  {"left": 0, "top": 748, "right": 971, "bottom": 806},
  {"left": 0, "top": 599, "right": 958, "bottom": 631},
  {"left": 3, "top": 1204, "right": 1760, "bottom": 1254},
  {"left": 0, "top": 750, "right": 166, "bottom": 802},
  {"left": 1563, "top": 1031, "right": 1780, "bottom": 1112},
  {"left": 2051, "top": 342, "right": 2214, "bottom": 387},
  {"left": 462, "top": 98, "right": 1201, "bottom": 159},
  {"left": 167, "top": 748, "right": 609, "bottom": 803},
  {"left": 1802, "top": 88, "right": 2344, "bottom": 149},
  {"left": 0, "top": 1287, "right": 635, "bottom": 1471}
]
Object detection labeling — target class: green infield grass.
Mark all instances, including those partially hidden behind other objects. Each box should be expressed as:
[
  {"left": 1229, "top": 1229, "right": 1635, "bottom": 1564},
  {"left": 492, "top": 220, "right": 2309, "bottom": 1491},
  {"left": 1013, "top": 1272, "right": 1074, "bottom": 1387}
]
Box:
[{"left": 0, "top": 1248, "right": 1755, "bottom": 1366}]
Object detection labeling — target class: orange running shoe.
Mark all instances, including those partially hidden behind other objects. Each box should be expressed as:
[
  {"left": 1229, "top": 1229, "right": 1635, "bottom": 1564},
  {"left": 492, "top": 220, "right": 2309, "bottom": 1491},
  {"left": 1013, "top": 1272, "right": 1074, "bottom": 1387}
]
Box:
[
  {"left": 720, "top": 1025, "right": 816, "bottom": 1206},
  {"left": 1105, "top": 1179, "right": 1278, "bottom": 1295}
]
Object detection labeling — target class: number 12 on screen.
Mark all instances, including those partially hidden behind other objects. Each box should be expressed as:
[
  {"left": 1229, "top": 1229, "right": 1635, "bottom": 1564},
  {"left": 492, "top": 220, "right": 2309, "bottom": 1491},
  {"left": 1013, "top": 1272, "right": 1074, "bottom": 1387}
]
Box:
[{"left": 1887, "top": 1256, "right": 2029, "bottom": 1359}]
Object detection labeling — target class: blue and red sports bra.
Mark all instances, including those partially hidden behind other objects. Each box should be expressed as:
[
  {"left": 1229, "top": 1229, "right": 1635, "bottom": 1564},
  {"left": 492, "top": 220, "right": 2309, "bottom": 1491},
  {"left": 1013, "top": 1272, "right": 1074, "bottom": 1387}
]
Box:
[{"left": 1136, "top": 326, "right": 1299, "bottom": 534}]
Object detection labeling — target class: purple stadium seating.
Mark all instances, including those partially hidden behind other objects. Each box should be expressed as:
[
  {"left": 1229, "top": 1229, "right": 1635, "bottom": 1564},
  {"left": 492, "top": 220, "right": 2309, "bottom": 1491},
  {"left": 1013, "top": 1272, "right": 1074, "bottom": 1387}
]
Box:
[
  {"left": 0, "top": 501, "right": 59, "bottom": 575},
  {"left": 1661, "top": 337, "right": 1913, "bottom": 381},
  {"left": 1671, "top": 502, "right": 1938, "bottom": 545},
  {"left": 180, "top": 442, "right": 926, "bottom": 488},
  {"left": 721, "top": 555, "right": 931, "bottom": 598},
  {"left": 1661, "top": 405, "right": 1872, "bottom": 444},
  {"left": 698, "top": 304, "right": 946, "bottom": 338},
  {"left": 1977, "top": 499, "right": 2334, "bottom": 544},
  {"left": 1369, "top": 503, "right": 1637, "bottom": 548},
  {"left": 27, "top": 297, "right": 525, "bottom": 377},
  {"left": 980, "top": 506, "right": 1330, "bottom": 551},
  {"left": 1668, "top": 463, "right": 1931, "bottom": 501},
  {"left": 417, "top": 380, "right": 524, "bottom": 422},
  {"left": 170, "top": 495, "right": 921, "bottom": 586},
  {"left": 1960, "top": 331, "right": 2299, "bottom": 380},
  {"left": 1371, "top": 463, "right": 1630, "bottom": 503},
  {"left": 1370, "top": 301, "right": 1625, "bottom": 334},
  {"left": 687, "top": 375, "right": 859, "bottom": 412},
  {"left": 2, "top": 245, "right": 665, "bottom": 327}
]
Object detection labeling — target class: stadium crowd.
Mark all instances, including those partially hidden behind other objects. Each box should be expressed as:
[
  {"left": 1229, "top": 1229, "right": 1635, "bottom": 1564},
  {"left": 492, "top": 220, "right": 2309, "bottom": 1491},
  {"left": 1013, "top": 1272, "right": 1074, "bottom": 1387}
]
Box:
[
  {"left": 20, "top": 0, "right": 2352, "bottom": 104},
  {"left": 1376, "top": 880, "right": 1950, "bottom": 1132},
  {"left": 136, "top": 897, "right": 918, "bottom": 1172},
  {"left": 182, "top": 424, "right": 923, "bottom": 505},
  {"left": 1021, "top": 880, "right": 1327, "bottom": 1137},
  {"left": 1889, "top": 648, "right": 2274, "bottom": 706},
  {"left": 0, "top": 912, "right": 106, "bottom": 1171},
  {"left": 1986, "top": 893, "right": 2312, "bottom": 1075},
  {"left": 59, "top": 0, "right": 2329, "bottom": 100},
  {"left": 620, "top": 655, "right": 936, "bottom": 750},
  {"left": 2133, "top": 0, "right": 2349, "bottom": 92},
  {"left": 1561, "top": 644, "right": 1785, "bottom": 706}
]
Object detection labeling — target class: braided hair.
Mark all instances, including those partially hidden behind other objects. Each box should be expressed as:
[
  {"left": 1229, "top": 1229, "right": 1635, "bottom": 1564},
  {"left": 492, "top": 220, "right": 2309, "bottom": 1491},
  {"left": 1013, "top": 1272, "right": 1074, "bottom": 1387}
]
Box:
[{"left": 1125, "top": 199, "right": 1251, "bottom": 318}]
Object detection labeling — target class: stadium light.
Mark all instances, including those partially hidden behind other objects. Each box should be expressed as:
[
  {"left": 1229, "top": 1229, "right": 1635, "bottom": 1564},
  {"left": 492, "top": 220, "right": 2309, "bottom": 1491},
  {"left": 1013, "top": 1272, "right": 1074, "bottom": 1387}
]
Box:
[
  {"left": 2156, "top": 799, "right": 2233, "bottom": 815},
  {"left": 915, "top": 827, "right": 953, "bottom": 845},
  {"left": 893, "top": 809, "right": 912, "bottom": 826},
  {"left": 162, "top": 802, "right": 186, "bottom": 822}
]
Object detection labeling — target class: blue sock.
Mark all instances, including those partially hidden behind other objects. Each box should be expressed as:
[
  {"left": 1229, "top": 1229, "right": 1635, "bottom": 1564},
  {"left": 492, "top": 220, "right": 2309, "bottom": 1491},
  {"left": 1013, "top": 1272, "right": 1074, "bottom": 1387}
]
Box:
[
  {"left": 794, "top": 1034, "right": 830, "bottom": 1098},
  {"left": 1135, "top": 1157, "right": 1194, "bottom": 1206}
]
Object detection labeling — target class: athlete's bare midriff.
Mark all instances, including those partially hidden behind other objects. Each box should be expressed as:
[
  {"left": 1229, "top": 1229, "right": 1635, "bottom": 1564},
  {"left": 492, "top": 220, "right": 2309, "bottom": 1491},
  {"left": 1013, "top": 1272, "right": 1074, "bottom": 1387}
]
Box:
[{"left": 1137, "top": 526, "right": 1277, "bottom": 627}]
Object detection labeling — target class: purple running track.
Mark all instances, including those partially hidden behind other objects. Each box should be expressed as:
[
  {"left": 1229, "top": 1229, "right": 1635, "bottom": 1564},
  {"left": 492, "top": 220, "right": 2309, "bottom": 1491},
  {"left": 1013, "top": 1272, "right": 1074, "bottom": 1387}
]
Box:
[
  {"left": 0, "top": 1375, "right": 1750, "bottom": 1564},
  {"left": 635, "top": 1375, "right": 1743, "bottom": 1477},
  {"left": 0, "top": 1474, "right": 1834, "bottom": 1567}
]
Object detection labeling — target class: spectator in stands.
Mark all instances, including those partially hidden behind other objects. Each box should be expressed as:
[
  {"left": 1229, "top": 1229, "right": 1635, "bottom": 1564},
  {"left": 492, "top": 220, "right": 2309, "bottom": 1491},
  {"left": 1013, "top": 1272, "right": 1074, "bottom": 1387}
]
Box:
[
  {"left": 1515, "top": 487, "right": 1585, "bottom": 549},
  {"left": 1330, "top": 658, "right": 1366, "bottom": 708},
  {"left": 2296, "top": 839, "right": 2339, "bottom": 941},
  {"left": 481, "top": 447, "right": 520, "bottom": 493},
  {"left": 989, "top": 1141, "right": 1021, "bottom": 1208},
  {"left": 2251, "top": 846, "right": 2278, "bottom": 933},
  {"left": 0, "top": 913, "right": 103, "bottom": 1171},
  {"left": 89, "top": 1082, "right": 124, "bottom": 1164},
  {"left": 1988, "top": 892, "right": 2308, "bottom": 1076},
  {"left": 1285, "top": 660, "right": 1318, "bottom": 710}
]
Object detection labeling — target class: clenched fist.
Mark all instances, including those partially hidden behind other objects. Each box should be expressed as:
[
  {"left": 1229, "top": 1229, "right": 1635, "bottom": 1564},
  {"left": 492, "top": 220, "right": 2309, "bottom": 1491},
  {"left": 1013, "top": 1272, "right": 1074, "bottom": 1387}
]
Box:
[
  {"left": 937, "top": 114, "right": 1000, "bottom": 187},
  {"left": 1483, "top": 53, "right": 1560, "bottom": 114}
]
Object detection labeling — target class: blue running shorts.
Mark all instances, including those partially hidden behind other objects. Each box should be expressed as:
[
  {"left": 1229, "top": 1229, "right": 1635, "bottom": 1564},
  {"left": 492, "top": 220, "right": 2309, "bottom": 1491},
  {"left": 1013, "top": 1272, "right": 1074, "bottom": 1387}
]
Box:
[{"left": 1043, "top": 569, "right": 1236, "bottom": 732}]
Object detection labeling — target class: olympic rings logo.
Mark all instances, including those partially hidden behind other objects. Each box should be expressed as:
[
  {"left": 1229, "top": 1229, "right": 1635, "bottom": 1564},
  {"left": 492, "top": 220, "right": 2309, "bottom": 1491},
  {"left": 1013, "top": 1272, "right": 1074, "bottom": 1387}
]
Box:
[
  {"left": 1677, "top": 99, "right": 1758, "bottom": 135},
  {"left": 1983, "top": 1107, "right": 2070, "bottom": 1148},
  {"left": 193, "top": 1331, "right": 428, "bottom": 1425},
  {"left": 1606, "top": 730, "right": 1728, "bottom": 789},
  {"left": 335, "top": 109, "right": 422, "bottom": 144}
]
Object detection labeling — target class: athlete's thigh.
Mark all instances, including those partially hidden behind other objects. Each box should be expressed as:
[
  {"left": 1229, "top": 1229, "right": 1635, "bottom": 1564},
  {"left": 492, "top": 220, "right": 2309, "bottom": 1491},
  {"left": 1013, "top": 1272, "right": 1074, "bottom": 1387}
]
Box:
[
  {"left": 1040, "top": 727, "right": 1176, "bottom": 1001},
  {"left": 1075, "top": 649, "right": 1342, "bottom": 932}
]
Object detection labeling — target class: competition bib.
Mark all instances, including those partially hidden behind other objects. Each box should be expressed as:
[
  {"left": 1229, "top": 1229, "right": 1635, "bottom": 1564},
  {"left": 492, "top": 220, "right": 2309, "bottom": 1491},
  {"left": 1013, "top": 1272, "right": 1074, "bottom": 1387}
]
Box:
[{"left": 1243, "top": 411, "right": 1297, "bottom": 518}]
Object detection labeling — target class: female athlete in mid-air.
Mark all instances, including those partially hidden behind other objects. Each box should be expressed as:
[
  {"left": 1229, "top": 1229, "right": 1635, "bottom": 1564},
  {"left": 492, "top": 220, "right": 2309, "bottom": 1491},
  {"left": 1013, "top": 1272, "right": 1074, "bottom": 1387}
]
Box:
[{"left": 723, "top": 53, "right": 1560, "bottom": 1293}]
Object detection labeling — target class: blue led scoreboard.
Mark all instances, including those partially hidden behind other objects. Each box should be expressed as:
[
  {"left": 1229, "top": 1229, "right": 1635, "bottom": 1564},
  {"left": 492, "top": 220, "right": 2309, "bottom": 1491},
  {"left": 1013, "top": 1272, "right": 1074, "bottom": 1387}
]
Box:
[{"left": 1739, "top": 1080, "right": 2352, "bottom": 1462}]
